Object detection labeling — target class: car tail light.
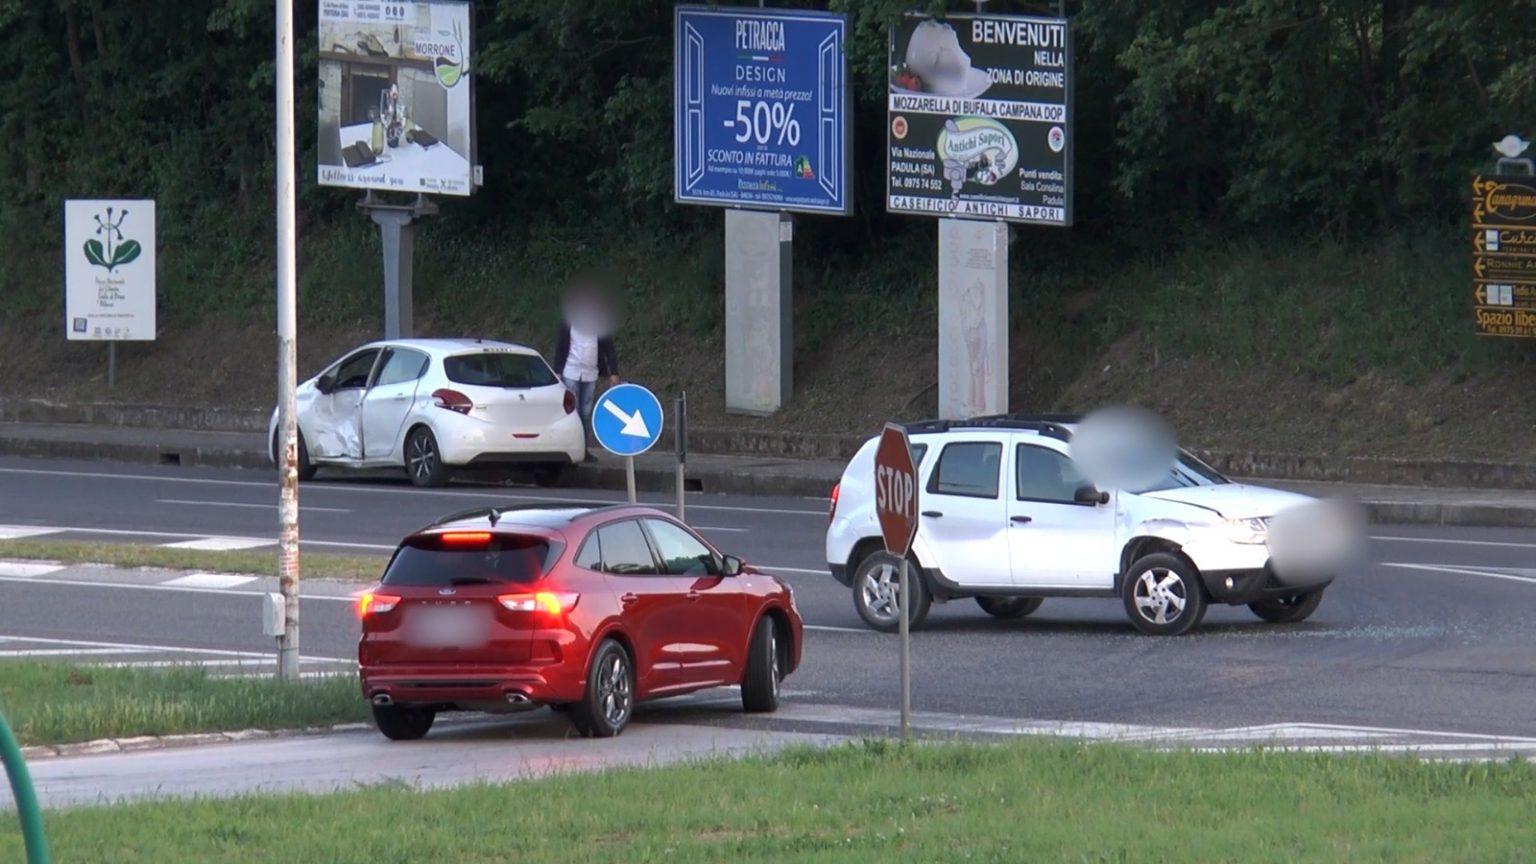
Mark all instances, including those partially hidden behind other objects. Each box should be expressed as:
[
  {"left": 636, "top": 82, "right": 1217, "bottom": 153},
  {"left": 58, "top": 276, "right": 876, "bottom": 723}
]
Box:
[
  {"left": 828, "top": 482, "right": 840, "bottom": 523},
  {"left": 357, "top": 592, "right": 400, "bottom": 618},
  {"left": 432, "top": 388, "right": 473, "bottom": 415},
  {"left": 438, "top": 531, "right": 492, "bottom": 547},
  {"left": 562, "top": 389, "right": 576, "bottom": 415},
  {"left": 497, "top": 591, "right": 579, "bottom": 614}
]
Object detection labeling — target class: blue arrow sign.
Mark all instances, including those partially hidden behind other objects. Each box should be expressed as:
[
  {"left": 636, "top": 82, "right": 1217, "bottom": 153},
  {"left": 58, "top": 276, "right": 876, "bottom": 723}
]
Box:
[{"left": 592, "top": 383, "right": 665, "bottom": 457}]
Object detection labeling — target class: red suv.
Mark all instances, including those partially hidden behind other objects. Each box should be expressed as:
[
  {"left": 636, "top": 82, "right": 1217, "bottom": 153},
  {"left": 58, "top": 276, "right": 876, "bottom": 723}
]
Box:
[{"left": 357, "top": 505, "right": 802, "bottom": 739}]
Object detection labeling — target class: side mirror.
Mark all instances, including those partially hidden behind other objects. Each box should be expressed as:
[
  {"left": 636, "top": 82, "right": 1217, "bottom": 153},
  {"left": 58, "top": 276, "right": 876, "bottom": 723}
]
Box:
[
  {"left": 721, "top": 554, "right": 744, "bottom": 577},
  {"left": 1074, "top": 485, "right": 1110, "bottom": 506},
  {"left": 316, "top": 374, "right": 335, "bottom": 395}
]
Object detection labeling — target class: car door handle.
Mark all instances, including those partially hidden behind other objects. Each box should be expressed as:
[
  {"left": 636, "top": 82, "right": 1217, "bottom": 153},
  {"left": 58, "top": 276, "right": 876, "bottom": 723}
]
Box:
[
  {"left": 392, "top": 393, "right": 409, "bottom": 401},
  {"left": 619, "top": 593, "right": 639, "bottom": 607},
  {"left": 921, "top": 511, "right": 943, "bottom": 518},
  {"left": 1010, "top": 515, "right": 1032, "bottom": 525},
  {"left": 686, "top": 590, "right": 701, "bottom": 602}
]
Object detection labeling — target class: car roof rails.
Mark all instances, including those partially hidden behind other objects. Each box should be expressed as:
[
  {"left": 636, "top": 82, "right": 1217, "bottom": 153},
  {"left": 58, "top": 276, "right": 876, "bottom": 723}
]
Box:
[
  {"left": 900, "top": 416, "right": 1074, "bottom": 442},
  {"left": 424, "top": 503, "right": 620, "bottom": 530}
]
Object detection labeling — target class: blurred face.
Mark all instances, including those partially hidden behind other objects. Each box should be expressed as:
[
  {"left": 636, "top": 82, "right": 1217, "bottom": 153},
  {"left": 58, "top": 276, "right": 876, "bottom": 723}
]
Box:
[{"left": 562, "top": 284, "right": 619, "bottom": 336}]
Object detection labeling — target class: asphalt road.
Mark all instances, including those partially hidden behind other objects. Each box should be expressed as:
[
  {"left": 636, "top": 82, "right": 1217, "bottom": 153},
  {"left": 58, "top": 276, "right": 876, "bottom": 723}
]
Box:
[{"left": 4, "top": 455, "right": 1536, "bottom": 743}]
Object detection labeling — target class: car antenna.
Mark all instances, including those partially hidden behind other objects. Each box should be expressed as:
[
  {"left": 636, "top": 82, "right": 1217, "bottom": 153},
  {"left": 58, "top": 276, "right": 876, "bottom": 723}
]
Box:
[{"left": 487, "top": 507, "right": 501, "bottom": 527}]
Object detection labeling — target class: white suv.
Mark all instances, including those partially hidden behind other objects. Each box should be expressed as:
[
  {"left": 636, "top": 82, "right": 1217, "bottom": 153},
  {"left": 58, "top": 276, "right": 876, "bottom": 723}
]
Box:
[
  {"left": 268, "top": 339, "right": 585, "bottom": 487},
  {"left": 825, "top": 416, "right": 1331, "bottom": 636}
]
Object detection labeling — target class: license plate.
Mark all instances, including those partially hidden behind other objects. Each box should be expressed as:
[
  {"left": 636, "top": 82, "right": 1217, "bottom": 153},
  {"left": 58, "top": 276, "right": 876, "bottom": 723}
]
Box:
[{"left": 405, "top": 605, "right": 489, "bottom": 648}]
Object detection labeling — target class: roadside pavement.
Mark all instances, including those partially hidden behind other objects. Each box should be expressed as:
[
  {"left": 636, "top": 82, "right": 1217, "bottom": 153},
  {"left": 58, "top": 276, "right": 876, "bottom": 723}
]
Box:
[{"left": 5, "top": 420, "right": 1536, "bottom": 527}]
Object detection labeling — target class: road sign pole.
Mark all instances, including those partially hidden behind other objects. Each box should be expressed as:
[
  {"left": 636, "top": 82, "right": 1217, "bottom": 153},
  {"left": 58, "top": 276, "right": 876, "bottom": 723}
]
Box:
[
  {"left": 675, "top": 391, "right": 687, "bottom": 519},
  {"left": 898, "top": 555, "right": 911, "bottom": 742},
  {"left": 626, "top": 456, "right": 637, "bottom": 504},
  {"left": 274, "top": 0, "right": 301, "bottom": 681}
]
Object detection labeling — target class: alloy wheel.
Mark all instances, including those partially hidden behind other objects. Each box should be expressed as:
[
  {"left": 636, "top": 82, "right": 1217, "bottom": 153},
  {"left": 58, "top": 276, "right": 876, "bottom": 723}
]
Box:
[
  {"left": 1134, "top": 568, "right": 1188, "bottom": 625},
  {"left": 408, "top": 434, "right": 436, "bottom": 480},
  {"left": 860, "top": 563, "right": 900, "bottom": 621},
  {"left": 599, "top": 652, "right": 632, "bottom": 727}
]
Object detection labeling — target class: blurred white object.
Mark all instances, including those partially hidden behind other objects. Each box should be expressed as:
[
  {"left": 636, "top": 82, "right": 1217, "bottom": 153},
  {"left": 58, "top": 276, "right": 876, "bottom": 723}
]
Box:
[
  {"left": 1493, "top": 134, "right": 1529, "bottom": 159},
  {"left": 1267, "top": 498, "right": 1367, "bottom": 585},
  {"left": 1069, "top": 405, "right": 1177, "bottom": 492}
]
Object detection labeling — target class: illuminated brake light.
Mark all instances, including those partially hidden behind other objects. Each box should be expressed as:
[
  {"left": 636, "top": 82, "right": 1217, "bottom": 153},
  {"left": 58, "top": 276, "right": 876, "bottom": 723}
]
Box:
[
  {"left": 432, "top": 388, "right": 473, "bottom": 415},
  {"left": 357, "top": 592, "right": 400, "bottom": 618},
  {"left": 498, "top": 591, "right": 579, "bottom": 614},
  {"left": 828, "top": 483, "right": 840, "bottom": 523},
  {"left": 438, "top": 531, "right": 492, "bottom": 546}
]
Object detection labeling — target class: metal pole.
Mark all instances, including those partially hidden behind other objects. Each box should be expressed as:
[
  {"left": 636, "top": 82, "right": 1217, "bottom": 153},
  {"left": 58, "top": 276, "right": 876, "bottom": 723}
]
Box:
[
  {"left": 106, "top": 342, "right": 115, "bottom": 388},
  {"left": 0, "top": 710, "right": 52, "bottom": 864},
  {"left": 675, "top": 391, "right": 687, "bottom": 520},
  {"left": 898, "top": 556, "right": 911, "bottom": 742},
  {"left": 274, "top": 0, "right": 301, "bottom": 681},
  {"left": 626, "top": 455, "right": 637, "bottom": 504}
]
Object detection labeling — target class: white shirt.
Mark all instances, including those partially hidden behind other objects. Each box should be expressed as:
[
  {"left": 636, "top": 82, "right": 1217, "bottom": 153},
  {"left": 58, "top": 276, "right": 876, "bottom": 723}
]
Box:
[{"left": 565, "top": 327, "right": 599, "bottom": 383}]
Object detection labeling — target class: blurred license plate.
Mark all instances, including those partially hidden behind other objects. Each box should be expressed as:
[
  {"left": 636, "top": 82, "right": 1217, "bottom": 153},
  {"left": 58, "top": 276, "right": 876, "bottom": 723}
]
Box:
[{"left": 406, "top": 606, "right": 489, "bottom": 648}]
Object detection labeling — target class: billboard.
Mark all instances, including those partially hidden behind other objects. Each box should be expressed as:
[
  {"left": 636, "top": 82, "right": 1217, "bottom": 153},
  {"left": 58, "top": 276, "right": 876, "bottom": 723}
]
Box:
[
  {"left": 64, "top": 199, "right": 156, "bottom": 341},
  {"left": 886, "top": 13, "right": 1072, "bottom": 225},
  {"left": 674, "top": 6, "right": 851, "bottom": 215},
  {"left": 1472, "top": 174, "right": 1536, "bottom": 338},
  {"left": 318, "top": 0, "right": 475, "bottom": 196}
]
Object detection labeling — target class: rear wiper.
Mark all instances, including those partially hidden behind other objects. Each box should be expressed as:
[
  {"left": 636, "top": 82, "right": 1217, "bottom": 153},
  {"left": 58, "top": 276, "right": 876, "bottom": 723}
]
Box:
[{"left": 448, "top": 576, "right": 494, "bottom": 586}]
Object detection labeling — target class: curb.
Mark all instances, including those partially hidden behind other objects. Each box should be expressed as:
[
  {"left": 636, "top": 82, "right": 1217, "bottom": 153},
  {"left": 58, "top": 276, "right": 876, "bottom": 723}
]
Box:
[{"left": 20, "top": 723, "right": 375, "bottom": 761}]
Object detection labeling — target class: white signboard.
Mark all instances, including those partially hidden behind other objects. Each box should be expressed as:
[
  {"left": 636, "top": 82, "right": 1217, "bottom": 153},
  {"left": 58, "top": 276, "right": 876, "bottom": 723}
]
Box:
[
  {"left": 317, "top": 0, "right": 475, "bottom": 196},
  {"left": 64, "top": 199, "right": 156, "bottom": 341}
]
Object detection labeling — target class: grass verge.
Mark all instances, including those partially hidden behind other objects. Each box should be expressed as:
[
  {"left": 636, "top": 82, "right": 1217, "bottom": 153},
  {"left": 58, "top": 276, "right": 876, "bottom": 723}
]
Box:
[
  {"left": 0, "top": 539, "right": 386, "bottom": 582},
  {"left": 0, "top": 662, "right": 367, "bottom": 747},
  {"left": 2, "top": 738, "right": 1531, "bottom": 861}
]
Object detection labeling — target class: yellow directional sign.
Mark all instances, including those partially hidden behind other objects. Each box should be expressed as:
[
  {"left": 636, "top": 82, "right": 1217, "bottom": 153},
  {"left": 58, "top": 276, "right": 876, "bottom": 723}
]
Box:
[{"left": 1472, "top": 175, "right": 1536, "bottom": 338}]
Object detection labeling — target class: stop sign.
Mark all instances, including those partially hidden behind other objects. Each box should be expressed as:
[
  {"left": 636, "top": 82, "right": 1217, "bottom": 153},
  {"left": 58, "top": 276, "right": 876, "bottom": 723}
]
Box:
[{"left": 874, "top": 423, "right": 919, "bottom": 557}]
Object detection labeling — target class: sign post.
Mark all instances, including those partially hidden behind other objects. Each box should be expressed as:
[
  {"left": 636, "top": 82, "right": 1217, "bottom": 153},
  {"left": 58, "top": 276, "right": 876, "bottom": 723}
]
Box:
[
  {"left": 674, "top": 6, "right": 850, "bottom": 414},
  {"left": 593, "top": 383, "right": 666, "bottom": 504},
  {"left": 274, "top": 0, "right": 302, "bottom": 681},
  {"left": 1471, "top": 170, "right": 1536, "bottom": 339},
  {"left": 64, "top": 199, "right": 156, "bottom": 389},
  {"left": 886, "top": 12, "right": 1073, "bottom": 419},
  {"left": 873, "top": 423, "right": 920, "bottom": 741}
]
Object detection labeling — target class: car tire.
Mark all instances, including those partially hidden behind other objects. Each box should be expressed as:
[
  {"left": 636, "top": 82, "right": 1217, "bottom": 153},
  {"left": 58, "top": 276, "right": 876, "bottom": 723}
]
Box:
[
  {"left": 976, "top": 596, "right": 1043, "bottom": 619},
  {"left": 1249, "top": 588, "right": 1325, "bottom": 624},
  {"left": 1121, "top": 553, "right": 1208, "bottom": 636},
  {"left": 371, "top": 704, "right": 435, "bottom": 741},
  {"left": 569, "top": 639, "right": 634, "bottom": 738},
  {"left": 531, "top": 463, "right": 567, "bottom": 488},
  {"left": 852, "top": 551, "right": 932, "bottom": 633},
  {"left": 741, "top": 617, "right": 782, "bottom": 714},
  {"left": 271, "top": 428, "right": 317, "bottom": 482},
  {"left": 405, "top": 426, "right": 450, "bottom": 488}
]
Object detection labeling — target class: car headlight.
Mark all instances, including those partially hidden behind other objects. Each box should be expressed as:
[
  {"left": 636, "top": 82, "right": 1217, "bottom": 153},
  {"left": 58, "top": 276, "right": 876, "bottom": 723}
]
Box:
[{"left": 1224, "top": 516, "right": 1270, "bottom": 545}]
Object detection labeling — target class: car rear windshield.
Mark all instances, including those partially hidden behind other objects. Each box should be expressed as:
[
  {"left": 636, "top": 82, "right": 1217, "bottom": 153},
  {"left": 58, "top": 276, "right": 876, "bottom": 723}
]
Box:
[
  {"left": 381, "top": 534, "right": 563, "bottom": 587},
  {"left": 443, "top": 353, "right": 558, "bottom": 388}
]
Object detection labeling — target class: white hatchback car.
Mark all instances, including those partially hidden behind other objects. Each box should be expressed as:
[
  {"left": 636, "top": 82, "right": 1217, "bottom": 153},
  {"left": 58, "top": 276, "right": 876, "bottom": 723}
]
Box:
[
  {"left": 826, "top": 416, "right": 1332, "bottom": 635},
  {"left": 267, "top": 339, "right": 585, "bottom": 487}
]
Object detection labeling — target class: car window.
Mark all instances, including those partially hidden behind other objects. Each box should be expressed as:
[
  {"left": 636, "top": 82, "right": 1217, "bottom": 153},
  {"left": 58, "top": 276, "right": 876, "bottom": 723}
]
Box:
[
  {"left": 374, "top": 348, "right": 428, "bottom": 387},
  {"left": 380, "top": 534, "right": 559, "bottom": 586},
  {"left": 574, "top": 534, "right": 602, "bottom": 571},
  {"left": 330, "top": 350, "right": 380, "bottom": 390},
  {"left": 444, "top": 352, "right": 558, "bottom": 388},
  {"left": 928, "top": 441, "right": 1002, "bottom": 499},
  {"left": 911, "top": 443, "right": 929, "bottom": 465},
  {"left": 1016, "top": 444, "right": 1090, "bottom": 503},
  {"left": 644, "top": 519, "right": 719, "bottom": 577},
  {"left": 595, "top": 520, "right": 658, "bottom": 575}
]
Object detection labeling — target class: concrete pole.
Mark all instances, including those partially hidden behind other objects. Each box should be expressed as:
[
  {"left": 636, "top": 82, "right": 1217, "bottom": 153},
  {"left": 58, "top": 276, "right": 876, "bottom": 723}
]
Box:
[
  {"left": 937, "top": 218, "right": 1009, "bottom": 419},
  {"left": 274, "top": 0, "right": 301, "bottom": 681},
  {"left": 724, "top": 209, "right": 793, "bottom": 414}
]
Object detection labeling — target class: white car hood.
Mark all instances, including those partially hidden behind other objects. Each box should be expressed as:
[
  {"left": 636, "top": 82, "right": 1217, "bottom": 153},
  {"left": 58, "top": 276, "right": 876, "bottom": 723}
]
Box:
[{"left": 1139, "top": 483, "right": 1311, "bottom": 519}]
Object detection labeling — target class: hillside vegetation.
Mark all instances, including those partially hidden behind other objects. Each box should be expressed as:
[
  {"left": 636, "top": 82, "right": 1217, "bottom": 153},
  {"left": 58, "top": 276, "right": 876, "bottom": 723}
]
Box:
[{"left": 0, "top": 2, "right": 1531, "bottom": 461}]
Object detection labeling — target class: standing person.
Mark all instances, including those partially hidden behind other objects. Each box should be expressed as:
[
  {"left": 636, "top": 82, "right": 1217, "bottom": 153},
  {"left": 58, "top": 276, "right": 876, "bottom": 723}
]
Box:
[{"left": 553, "top": 283, "right": 620, "bottom": 462}]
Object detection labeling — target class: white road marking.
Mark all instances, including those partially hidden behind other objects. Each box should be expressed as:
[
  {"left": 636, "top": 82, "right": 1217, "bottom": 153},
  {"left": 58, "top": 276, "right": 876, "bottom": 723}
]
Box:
[
  {"left": 162, "top": 536, "right": 276, "bottom": 551},
  {"left": 156, "top": 499, "right": 352, "bottom": 513},
  {"left": 763, "top": 565, "right": 831, "bottom": 576},
  {"left": 694, "top": 526, "right": 748, "bottom": 533},
  {"left": 804, "top": 624, "right": 872, "bottom": 634},
  {"left": 0, "top": 648, "right": 156, "bottom": 657},
  {"left": 0, "top": 466, "right": 829, "bottom": 515},
  {"left": 1382, "top": 562, "right": 1536, "bottom": 585},
  {"left": 0, "top": 574, "right": 355, "bottom": 601},
  {"left": 0, "top": 525, "right": 64, "bottom": 540},
  {"left": 162, "top": 572, "right": 259, "bottom": 589},
  {"left": 0, "top": 562, "right": 64, "bottom": 578},
  {"left": 1372, "top": 534, "right": 1536, "bottom": 549},
  {"left": 0, "top": 634, "right": 352, "bottom": 662},
  {"left": 0, "top": 523, "right": 396, "bottom": 551}
]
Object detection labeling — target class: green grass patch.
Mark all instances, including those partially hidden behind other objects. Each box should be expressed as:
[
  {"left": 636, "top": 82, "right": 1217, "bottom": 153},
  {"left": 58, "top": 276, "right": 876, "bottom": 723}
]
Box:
[
  {"left": 4, "top": 739, "right": 1534, "bottom": 861},
  {"left": 0, "top": 662, "right": 367, "bottom": 747},
  {"left": 0, "top": 540, "right": 386, "bottom": 582}
]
